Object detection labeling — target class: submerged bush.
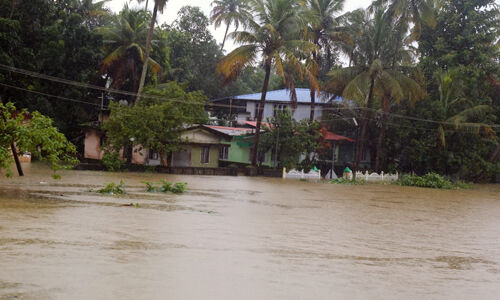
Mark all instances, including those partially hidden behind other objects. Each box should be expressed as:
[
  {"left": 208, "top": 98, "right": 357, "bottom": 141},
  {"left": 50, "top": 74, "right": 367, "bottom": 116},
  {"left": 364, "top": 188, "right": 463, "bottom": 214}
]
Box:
[
  {"left": 102, "top": 152, "right": 123, "bottom": 172},
  {"left": 170, "top": 182, "right": 187, "bottom": 194},
  {"left": 98, "top": 180, "right": 126, "bottom": 194},
  {"left": 399, "top": 173, "right": 453, "bottom": 189},
  {"left": 143, "top": 180, "right": 187, "bottom": 194}
]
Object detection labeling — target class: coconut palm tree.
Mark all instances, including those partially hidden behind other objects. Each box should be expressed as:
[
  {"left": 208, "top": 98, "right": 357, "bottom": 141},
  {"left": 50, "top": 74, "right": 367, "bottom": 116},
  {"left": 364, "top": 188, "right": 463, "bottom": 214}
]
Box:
[
  {"left": 434, "top": 70, "right": 492, "bottom": 148},
  {"left": 326, "top": 6, "right": 425, "bottom": 173},
  {"left": 217, "top": 0, "right": 317, "bottom": 166},
  {"left": 98, "top": 6, "right": 161, "bottom": 93},
  {"left": 302, "top": 0, "right": 346, "bottom": 122},
  {"left": 371, "top": 0, "right": 436, "bottom": 40},
  {"left": 210, "top": 0, "right": 252, "bottom": 51},
  {"left": 136, "top": 0, "right": 168, "bottom": 102}
]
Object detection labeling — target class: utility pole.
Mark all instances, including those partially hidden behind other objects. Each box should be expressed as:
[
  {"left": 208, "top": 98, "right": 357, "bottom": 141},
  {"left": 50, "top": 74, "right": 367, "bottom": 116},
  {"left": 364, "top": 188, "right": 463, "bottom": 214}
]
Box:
[
  {"left": 331, "top": 142, "right": 335, "bottom": 179},
  {"left": 274, "top": 125, "right": 280, "bottom": 168}
]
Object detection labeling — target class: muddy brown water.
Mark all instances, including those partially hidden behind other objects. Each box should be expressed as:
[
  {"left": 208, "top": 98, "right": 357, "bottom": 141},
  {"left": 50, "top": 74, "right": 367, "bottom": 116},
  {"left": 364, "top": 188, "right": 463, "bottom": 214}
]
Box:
[{"left": 1, "top": 163, "right": 500, "bottom": 299}]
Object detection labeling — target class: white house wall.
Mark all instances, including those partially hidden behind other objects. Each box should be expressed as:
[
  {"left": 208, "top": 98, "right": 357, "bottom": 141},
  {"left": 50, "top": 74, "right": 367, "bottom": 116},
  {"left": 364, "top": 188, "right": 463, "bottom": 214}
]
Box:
[{"left": 244, "top": 102, "right": 323, "bottom": 122}]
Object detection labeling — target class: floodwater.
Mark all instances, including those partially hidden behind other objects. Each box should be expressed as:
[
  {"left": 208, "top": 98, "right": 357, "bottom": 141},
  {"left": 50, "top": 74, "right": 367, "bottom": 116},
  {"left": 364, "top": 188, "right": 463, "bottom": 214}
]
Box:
[{"left": 1, "top": 164, "right": 500, "bottom": 299}]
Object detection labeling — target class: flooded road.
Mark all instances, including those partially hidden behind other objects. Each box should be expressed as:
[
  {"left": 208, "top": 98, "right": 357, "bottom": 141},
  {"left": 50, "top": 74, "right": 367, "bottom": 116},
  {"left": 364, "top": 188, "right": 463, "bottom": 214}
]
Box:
[{"left": 1, "top": 163, "right": 500, "bottom": 299}]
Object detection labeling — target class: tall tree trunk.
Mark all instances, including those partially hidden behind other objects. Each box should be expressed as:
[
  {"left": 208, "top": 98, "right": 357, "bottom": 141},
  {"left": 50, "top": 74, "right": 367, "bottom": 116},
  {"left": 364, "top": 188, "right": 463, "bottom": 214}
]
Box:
[
  {"left": 309, "top": 88, "right": 316, "bottom": 122},
  {"left": 375, "top": 96, "right": 389, "bottom": 172},
  {"left": 489, "top": 143, "right": 500, "bottom": 162},
  {"left": 144, "top": 0, "right": 149, "bottom": 11},
  {"left": 221, "top": 23, "right": 230, "bottom": 51},
  {"left": 309, "top": 49, "right": 318, "bottom": 123},
  {"left": 11, "top": 142, "right": 23, "bottom": 176},
  {"left": 353, "top": 77, "right": 375, "bottom": 176},
  {"left": 136, "top": 1, "right": 158, "bottom": 103},
  {"left": 251, "top": 59, "right": 272, "bottom": 166},
  {"left": 9, "top": 0, "right": 15, "bottom": 18}
]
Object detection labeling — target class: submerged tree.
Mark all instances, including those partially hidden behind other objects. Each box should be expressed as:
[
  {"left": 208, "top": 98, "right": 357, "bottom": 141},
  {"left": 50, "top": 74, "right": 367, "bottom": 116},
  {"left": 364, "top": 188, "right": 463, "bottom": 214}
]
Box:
[
  {"left": 259, "top": 110, "right": 321, "bottom": 170},
  {"left": 0, "top": 102, "right": 78, "bottom": 177},
  {"left": 103, "top": 82, "right": 207, "bottom": 166}
]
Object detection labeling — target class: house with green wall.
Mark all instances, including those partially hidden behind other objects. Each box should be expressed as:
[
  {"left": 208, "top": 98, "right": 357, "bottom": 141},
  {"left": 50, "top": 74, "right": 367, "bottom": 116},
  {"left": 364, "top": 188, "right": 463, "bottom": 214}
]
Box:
[{"left": 205, "top": 125, "right": 273, "bottom": 167}]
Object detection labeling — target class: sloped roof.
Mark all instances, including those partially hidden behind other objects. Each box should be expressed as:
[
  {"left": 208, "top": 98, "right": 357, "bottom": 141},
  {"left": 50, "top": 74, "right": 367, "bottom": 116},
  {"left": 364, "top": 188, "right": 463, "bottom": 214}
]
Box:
[
  {"left": 321, "top": 129, "right": 354, "bottom": 142},
  {"left": 218, "top": 88, "right": 342, "bottom": 104},
  {"left": 206, "top": 125, "right": 255, "bottom": 136},
  {"left": 243, "top": 121, "right": 272, "bottom": 129}
]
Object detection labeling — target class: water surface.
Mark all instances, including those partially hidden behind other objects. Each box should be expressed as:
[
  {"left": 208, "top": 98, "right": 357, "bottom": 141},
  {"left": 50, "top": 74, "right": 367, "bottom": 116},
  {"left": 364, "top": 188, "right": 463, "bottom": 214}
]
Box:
[{"left": 1, "top": 163, "right": 500, "bottom": 299}]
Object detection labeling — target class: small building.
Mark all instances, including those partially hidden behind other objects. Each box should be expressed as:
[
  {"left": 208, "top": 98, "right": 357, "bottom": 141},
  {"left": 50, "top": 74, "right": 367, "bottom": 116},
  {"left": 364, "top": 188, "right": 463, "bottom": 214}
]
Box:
[
  {"left": 209, "top": 88, "right": 341, "bottom": 124},
  {"left": 205, "top": 125, "right": 274, "bottom": 167},
  {"left": 170, "top": 125, "right": 231, "bottom": 168},
  {"left": 83, "top": 123, "right": 233, "bottom": 168}
]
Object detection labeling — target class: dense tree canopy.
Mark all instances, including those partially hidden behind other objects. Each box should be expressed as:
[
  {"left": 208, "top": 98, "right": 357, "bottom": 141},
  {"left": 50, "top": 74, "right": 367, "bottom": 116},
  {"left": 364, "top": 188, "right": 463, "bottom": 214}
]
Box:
[{"left": 0, "top": 0, "right": 498, "bottom": 181}]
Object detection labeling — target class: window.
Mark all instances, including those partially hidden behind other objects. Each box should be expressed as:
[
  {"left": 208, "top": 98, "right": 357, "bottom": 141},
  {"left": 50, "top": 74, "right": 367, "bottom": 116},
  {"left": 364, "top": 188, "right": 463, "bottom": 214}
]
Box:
[
  {"left": 273, "top": 104, "right": 288, "bottom": 116},
  {"left": 219, "top": 145, "right": 230, "bottom": 160},
  {"left": 248, "top": 150, "right": 265, "bottom": 164},
  {"left": 258, "top": 151, "right": 266, "bottom": 163},
  {"left": 201, "top": 146, "right": 210, "bottom": 164},
  {"left": 148, "top": 150, "right": 159, "bottom": 160}
]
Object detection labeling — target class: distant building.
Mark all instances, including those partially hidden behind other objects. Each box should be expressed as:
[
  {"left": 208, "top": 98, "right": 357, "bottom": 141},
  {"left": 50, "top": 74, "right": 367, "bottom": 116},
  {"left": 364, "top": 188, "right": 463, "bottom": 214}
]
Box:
[{"left": 209, "top": 88, "right": 341, "bottom": 124}]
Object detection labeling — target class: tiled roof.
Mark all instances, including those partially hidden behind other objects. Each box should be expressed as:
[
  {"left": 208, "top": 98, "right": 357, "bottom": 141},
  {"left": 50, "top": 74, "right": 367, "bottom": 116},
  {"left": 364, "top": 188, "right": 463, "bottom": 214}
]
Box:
[
  {"left": 320, "top": 128, "right": 354, "bottom": 142},
  {"left": 231, "top": 88, "right": 342, "bottom": 103}
]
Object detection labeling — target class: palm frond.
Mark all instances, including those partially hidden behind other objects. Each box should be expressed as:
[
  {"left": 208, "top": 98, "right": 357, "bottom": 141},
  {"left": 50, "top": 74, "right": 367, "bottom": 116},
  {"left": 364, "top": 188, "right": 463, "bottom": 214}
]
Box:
[{"left": 216, "top": 45, "right": 258, "bottom": 84}]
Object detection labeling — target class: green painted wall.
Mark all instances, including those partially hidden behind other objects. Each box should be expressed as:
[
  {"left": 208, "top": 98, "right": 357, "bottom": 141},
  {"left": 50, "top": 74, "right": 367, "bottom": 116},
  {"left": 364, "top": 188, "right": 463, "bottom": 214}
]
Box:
[
  {"left": 190, "top": 144, "right": 219, "bottom": 168},
  {"left": 221, "top": 138, "right": 272, "bottom": 167}
]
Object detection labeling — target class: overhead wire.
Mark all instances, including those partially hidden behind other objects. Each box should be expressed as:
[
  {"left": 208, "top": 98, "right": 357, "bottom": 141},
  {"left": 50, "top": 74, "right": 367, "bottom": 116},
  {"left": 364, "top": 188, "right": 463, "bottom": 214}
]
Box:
[{"left": 1, "top": 63, "right": 498, "bottom": 129}]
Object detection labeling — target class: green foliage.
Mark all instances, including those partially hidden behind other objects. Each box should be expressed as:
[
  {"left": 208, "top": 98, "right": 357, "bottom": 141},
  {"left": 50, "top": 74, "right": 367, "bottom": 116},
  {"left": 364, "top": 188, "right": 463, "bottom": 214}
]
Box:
[
  {"left": 170, "top": 182, "right": 188, "bottom": 194},
  {"left": 102, "top": 82, "right": 207, "bottom": 165},
  {"left": 0, "top": 102, "right": 78, "bottom": 177},
  {"left": 399, "top": 173, "right": 452, "bottom": 189},
  {"left": 143, "top": 180, "right": 187, "bottom": 194},
  {"left": 259, "top": 110, "right": 322, "bottom": 170},
  {"left": 102, "top": 152, "right": 123, "bottom": 172},
  {"left": 454, "top": 181, "right": 474, "bottom": 189},
  {"left": 97, "top": 180, "right": 126, "bottom": 194},
  {"left": 0, "top": 0, "right": 106, "bottom": 141}
]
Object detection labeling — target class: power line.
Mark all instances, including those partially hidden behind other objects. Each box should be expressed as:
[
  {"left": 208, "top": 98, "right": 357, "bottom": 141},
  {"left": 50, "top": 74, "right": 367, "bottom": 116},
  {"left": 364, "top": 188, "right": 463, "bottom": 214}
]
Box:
[
  {"left": 1, "top": 63, "right": 498, "bottom": 129},
  {"left": 0, "top": 82, "right": 102, "bottom": 107},
  {"left": 0, "top": 64, "right": 244, "bottom": 110}
]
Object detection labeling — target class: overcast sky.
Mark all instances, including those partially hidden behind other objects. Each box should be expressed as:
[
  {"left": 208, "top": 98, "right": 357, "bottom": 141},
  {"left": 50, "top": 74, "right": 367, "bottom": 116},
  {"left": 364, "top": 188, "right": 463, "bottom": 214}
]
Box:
[{"left": 105, "top": 0, "right": 373, "bottom": 53}]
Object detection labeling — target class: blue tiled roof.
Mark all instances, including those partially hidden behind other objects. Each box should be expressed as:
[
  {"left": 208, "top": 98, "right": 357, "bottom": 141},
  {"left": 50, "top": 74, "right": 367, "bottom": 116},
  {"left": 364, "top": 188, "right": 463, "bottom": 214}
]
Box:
[{"left": 232, "top": 88, "right": 342, "bottom": 104}]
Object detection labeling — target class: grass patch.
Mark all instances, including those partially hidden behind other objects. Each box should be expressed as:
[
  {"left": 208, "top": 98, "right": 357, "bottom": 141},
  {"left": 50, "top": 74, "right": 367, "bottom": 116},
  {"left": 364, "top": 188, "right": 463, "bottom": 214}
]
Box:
[
  {"left": 143, "top": 180, "right": 187, "bottom": 194},
  {"left": 97, "top": 180, "right": 126, "bottom": 194}
]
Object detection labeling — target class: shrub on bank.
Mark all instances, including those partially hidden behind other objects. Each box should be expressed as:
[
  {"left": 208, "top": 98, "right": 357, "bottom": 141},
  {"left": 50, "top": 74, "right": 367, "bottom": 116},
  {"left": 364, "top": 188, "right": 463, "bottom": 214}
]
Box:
[
  {"left": 397, "top": 173, "right": 473, "bottom": 189},
  {"left": 102, "top": 152, "right": 123, "bottom": 172}
]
